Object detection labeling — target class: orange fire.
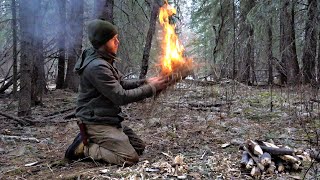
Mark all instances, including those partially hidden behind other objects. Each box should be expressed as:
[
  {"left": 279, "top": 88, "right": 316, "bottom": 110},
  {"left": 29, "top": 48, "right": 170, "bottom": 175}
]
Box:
[{"left": 158, "top": 0, "right": 192, "bottom": 76}]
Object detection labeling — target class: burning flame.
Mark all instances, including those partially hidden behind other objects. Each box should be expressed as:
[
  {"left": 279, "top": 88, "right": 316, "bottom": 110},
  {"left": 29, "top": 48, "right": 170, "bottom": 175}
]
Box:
[{"left": 159, "top": 0, "right": 192, "bottom": 76}]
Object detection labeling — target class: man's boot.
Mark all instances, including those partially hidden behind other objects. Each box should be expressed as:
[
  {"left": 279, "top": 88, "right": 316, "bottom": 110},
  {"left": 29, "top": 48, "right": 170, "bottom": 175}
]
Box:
[{"left": 65, "top": 133, "right": 85, "bottom": 161}]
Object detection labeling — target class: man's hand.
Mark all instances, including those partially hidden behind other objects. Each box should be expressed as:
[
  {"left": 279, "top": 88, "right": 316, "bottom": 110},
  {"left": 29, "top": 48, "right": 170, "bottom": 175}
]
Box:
[{"left": 147, "top": 76, "right": 169, "bottom": 92}]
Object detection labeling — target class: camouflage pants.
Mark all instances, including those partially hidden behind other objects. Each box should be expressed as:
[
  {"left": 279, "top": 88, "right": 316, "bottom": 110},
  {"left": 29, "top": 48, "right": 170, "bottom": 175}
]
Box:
[{"left": 84, "top": 124, "right": 145, "bottom": 166}]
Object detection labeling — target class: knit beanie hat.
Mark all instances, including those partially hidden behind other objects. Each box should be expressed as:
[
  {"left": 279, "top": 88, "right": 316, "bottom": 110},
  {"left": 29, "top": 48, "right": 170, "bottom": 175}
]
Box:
[{"left": 87, "top": 19, "right": 118, "bottom": 49}]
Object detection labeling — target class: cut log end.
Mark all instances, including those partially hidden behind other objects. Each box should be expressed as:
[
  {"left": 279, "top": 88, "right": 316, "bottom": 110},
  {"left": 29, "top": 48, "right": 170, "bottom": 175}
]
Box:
[{"left": 260, "top": 152, "right": 272, "bottom": 166}]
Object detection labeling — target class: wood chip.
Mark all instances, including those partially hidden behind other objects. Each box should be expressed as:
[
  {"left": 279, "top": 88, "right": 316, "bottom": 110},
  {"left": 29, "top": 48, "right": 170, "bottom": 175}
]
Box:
[
  {"left": 145, "top": 167, "right": 160, "bottom": 172},
  {"left": 221, "top": 143, "right": 231, "bottom": 148},
  {"left": 100, "top": 169, "right": 109, "bottom": 173},
  {"left": 24, "top": 161, "right": 39, "bottom": 167}
]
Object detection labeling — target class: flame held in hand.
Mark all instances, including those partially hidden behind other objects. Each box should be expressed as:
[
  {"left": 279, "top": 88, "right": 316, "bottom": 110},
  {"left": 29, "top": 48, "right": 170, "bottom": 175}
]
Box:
[{"left": 158, "top": 1, "right": 193, "bottom": 77}]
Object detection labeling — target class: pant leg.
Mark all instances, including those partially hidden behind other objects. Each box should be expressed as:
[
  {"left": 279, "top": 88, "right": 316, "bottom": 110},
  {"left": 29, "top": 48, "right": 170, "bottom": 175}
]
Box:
[
  {"left": 122, "top": 125, "right": 145, "bottom": 156},
  {"left": 84, "top": 124, "right": 139, "bottom": 166}
]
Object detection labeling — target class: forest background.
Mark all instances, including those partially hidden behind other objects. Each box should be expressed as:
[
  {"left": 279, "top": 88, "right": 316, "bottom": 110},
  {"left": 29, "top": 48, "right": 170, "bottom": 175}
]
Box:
[{"left": 0, "top": 0, "right": 319, "bottom": 179}]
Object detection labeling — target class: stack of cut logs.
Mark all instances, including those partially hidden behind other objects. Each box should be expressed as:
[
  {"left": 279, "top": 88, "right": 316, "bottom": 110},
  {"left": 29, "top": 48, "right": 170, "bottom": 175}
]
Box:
[{"left": 240, "top": 140, "right": 320, "bottom": 178}]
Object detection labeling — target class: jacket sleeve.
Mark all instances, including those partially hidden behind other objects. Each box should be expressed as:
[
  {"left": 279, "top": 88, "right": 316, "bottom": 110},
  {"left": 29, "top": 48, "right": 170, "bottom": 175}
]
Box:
[
  {"left": 117, "top": 71, "right": 146, "bottom": 89},
  {"left": 87, "top": 63, "right": 156, "bottom": 105},
  {"left": 120, "top": 79, "right": 146, "bottom": 89}
]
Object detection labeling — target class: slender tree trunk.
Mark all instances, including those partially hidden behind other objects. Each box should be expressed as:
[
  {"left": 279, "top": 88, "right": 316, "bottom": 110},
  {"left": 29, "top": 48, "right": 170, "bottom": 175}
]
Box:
[
  {"left": 291, "top": 2, "right": 299, "bottom": 79},
  {"left": 64, "top": 0, "right": 84, "bottom": 91},
  {"left": 267, "top": 19, "right": 273, "bottom": 85},
  {"left": 11, "top": 0, "right": 18, "bottom": 97},
  {"left": 18, "top": 0, "right": 36, "bottom": 116},
  {"left": 94, "top": 0, "right": 114, "bottom": 22},
  {"left": 139, "top": 0, "right": 160, "bottom": 79},
  {"left": 232, "top": 0, "right": 236, "bottom": 80},
  {"left": 32, "top": 0, "right": 46, "bottom": 105},
  {"left": 249, "top": 28, "right": 255, "bottom": 84},
  {"left": 279, "top": 0, "right": 299, "bottom": 85},
  {"left": 301, "top": 0, "right": 317, "bottom": 84},
  {"left": 238, "top": 0, "right": 255, "bottom": 85},
  {"left": 56, "top": 0, "right": 67, "bottom": 89}
]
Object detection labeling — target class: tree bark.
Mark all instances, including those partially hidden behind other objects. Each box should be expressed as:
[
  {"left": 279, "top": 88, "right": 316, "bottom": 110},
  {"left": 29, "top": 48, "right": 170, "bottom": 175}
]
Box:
[
  {"left": 232, "top": 0, "right": 236, "bottom": 79},
  {"left": 56, "top": 0, "right": 67, "bottom": 89},
  {"left": 94, "top": 0, "right": 114, "bottom": 22},
  {"left": 301, "top": 0, "right": 317, "bottom": 84},
  {"left": 318, "top": 31, "right": 320, "bottom": 86},
  {"left": 279, "top": 0, "right": 299, "bottom": 85},
  {"left": 139, "top": 0, "right": 160, "bottom": 79},
  {"left": 11, "top": 0, "right": 18, "bottom": 97},
  {"left": 18, "top": 0, "right": 37, "bottom": 116},
  {"left": 64, "top": 0, "right": 84, "bottom": 92}
]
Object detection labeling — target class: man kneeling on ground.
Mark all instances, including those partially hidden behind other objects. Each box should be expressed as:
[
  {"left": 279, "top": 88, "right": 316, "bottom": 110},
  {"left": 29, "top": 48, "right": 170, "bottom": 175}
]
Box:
[{"left": 65, "top": 19, "right": 169, "bottom": 166}]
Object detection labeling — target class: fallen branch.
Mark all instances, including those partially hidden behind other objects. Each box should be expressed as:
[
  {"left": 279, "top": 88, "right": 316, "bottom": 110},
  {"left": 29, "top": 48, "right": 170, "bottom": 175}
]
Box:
[
  {"left": 64, "top": 112, "right": 76, "bottom": 119},
  {"left": 0, "top": 134, "right": 39, "bottom": 143},
  {"left": 310, "top": 99, "right": 320, "bottom": 103},
  {"left": 44, "top": 106, "right": 76, "bottom": 117},
  {"left": 188, "top": 102, "right": 229, "bottom": 108},
  {"left": 0, "top": 112, "right": 31, "bottom": 125},
  {"left": 184, "top": 79, "right": 218, "bottom": 86},
  {"left": 0, "top": 74, "right": 20, "bottom": 94},
  {"left": 310, "top": 150, "right": 320, "bottom": 162}
]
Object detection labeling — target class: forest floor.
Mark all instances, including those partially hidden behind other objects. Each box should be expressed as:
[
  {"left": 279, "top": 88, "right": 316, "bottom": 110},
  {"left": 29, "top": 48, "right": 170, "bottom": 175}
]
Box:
[{"left": 0, "top": 80, "right": 319, "bottom": 180}]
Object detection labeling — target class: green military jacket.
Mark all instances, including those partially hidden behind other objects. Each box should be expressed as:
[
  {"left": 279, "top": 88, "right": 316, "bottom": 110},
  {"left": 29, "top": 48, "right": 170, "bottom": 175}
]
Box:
[{"left": 74, "top": 47, "right": 156, "bottom": 126}]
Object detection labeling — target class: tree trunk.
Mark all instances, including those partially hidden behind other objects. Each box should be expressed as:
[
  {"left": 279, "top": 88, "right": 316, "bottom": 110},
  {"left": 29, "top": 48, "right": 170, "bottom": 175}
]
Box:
[
  {"left": 11, "top": 0, "right": 18, "bottom": 97},
  {"left": 56, "top": 0, "right": 67, "bottom": 89},
  {"left": 94, "top": 0, "right": 114, "bottom": 22},
  {"left": 279, "top": 0, "right": 299, "bottom": 85},
  {"left": 64, "top": 0, "right": 84, "bottom": 92},
  {"left": 301, "top": 0, "right": 317, "bottom": 84},
  {"left": 318, "top": 31, "right": 320, "bottom": 86},
  {"left": 232, "top": 0, "right": 236, "bottom": 79},
  {"left": 18, "top": 0, "right": 37, "bottom": 116},
  {"left": 238, "top": 0, "right": 255, "bottom": 85},
  {"left": 139, "top": 0, "right": 160, "bottom": 79},
  {"left": 267, "top": 19, "right": 273, "bottom": 85},
  {"left": 32, "top": 0, "right": 46, "bottom": 105}
]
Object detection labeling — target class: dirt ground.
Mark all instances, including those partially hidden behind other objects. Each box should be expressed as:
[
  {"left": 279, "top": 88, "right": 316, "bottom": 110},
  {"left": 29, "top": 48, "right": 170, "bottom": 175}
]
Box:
[{"left": 0, "top": 80, "right": 319, "bottom": 179}]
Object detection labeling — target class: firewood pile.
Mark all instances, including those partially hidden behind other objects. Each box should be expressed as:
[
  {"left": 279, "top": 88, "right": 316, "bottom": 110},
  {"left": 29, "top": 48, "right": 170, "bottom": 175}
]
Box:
[{"left": 240, "top": 139, "right": 320, "bottom": 178}]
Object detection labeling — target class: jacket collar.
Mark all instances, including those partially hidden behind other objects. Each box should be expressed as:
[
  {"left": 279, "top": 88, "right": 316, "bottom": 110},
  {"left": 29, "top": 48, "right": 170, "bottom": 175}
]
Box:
[{"left": 96, "top": 49, "right": 117, "bottom": 64}]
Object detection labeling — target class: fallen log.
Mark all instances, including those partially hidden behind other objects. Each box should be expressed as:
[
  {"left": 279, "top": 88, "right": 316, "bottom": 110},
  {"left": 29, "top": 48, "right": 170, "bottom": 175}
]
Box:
[{"left": 259, "top": 145, "right": 295, "bottom": 156}]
